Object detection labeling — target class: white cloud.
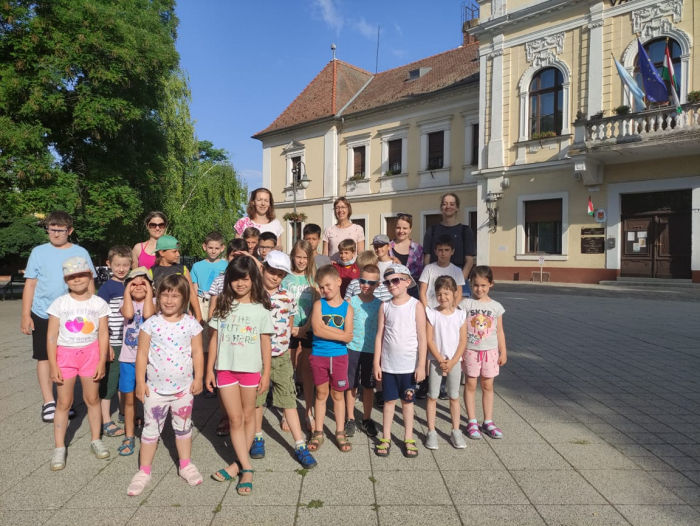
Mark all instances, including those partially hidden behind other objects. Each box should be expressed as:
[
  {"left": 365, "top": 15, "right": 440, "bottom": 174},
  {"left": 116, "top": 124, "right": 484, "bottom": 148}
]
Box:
[
  {"left": 355, "top": 18, "right": 377, "bottom": 40},
  {"left": 314, "top": 0, "right": 344, "bottom": 32},
  {"left": 238, "top": 168, "right": 263, "bottom": 190},
  {"left": 393, "top": 22, "right": 403, "bottom": 37}
]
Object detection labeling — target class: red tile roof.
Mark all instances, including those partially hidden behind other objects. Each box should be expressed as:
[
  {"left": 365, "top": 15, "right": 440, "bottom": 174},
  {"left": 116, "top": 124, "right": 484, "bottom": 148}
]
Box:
[
  {"left": 254, "top": 61, "right": 372, "bottom": 137},
  {"left": 254, "top": 42, "right": 479, "bottom": 138}
]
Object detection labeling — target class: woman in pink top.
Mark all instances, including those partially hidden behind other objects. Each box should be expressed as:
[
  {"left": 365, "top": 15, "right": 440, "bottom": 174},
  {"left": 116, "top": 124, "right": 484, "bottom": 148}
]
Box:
[
  {"left": 131, "top": 211, "right": 168, "bottom": 269},
  {"left": 234, "top": 188, "right": 284, "bottom": 246},
  {"left": 322, "top": 197, "right": 365, "bottom": 260}
]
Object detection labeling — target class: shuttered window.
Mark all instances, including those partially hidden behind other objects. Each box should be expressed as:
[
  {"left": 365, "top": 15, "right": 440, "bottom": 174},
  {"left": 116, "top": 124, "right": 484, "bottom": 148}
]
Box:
[
  {"left": 353, "top": 146, "right": 365, "bottom": 178},
  {"left": 471, "top": 123, "right": 479, "bottom": 166},
  {"left": 291, "top": 156, "right": 301, "bottom": 184},
  {"left": 388, "top": 139, "right": 402, "bottom": 174},
  {"left": 427, "top": 131, "right": 444, "bottom": 169},
  {"left": 525, "top": 199, "right": 562, "bottom": 254}
]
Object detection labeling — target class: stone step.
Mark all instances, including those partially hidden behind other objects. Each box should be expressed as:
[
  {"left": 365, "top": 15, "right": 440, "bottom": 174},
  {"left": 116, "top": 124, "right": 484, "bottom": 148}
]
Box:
[{"left": 599, "top": 278, "right": 699, "bottom": 288}]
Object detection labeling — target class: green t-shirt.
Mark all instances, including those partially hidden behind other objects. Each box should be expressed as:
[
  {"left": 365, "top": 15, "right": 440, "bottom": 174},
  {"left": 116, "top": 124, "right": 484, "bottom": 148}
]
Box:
[
  {"left": 209, "top": 302, "right": 274, "bottom": 373},
  {"left": 281, "top": 272, "right": 315, "bottom": 327}
]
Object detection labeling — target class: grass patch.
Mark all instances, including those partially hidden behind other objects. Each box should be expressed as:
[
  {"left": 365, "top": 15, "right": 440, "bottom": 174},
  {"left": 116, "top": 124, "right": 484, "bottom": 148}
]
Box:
[
  {"left": 369, "top": 476, "right": 377, "bottom": 484},
  {"left": 265, "top": 468, "right": 273, "bottom": 472},
  {"left": 139, "top": 499, "right": 148, "bottom": 506},
  {"left": 306, "top": 500, "right": 324, "bottom": 509},
  {"left": 570, "top": 439, "right": 591, "bottom": 445},
  {"left": 295, "top": 468, "right": 309, "bottom": 477},
  {"left": 172, "top": 504, "right": 181, "bottom": 508},
  {"left": 213, "top": 502, "right": 222, "bottom": 514},
  {"left": 371, "top": 504, "right": 380, "bottom": 511}
]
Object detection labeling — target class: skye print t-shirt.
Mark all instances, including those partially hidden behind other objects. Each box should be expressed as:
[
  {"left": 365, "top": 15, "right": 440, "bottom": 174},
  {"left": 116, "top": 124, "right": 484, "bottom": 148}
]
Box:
[
  {"left": 458, "top": 298, "right": 505, "bottom": 351},
  {"left": 46, "top": 294, "right": 110, "bottom": 347}
]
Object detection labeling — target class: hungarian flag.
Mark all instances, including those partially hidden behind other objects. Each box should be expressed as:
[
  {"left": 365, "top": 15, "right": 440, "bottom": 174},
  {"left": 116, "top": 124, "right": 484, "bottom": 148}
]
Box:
[
  {"left": 662, "top": 42, "right": 682, "bottom": 114},
  {"left": 588, "top": 197, "right": 594, "bottom": 216}
]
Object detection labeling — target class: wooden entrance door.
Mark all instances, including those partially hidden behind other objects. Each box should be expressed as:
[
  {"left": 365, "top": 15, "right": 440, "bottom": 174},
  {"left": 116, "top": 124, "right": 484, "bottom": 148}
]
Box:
[{"left": 621, "top": 217, "right": 653, "bottom": 277}]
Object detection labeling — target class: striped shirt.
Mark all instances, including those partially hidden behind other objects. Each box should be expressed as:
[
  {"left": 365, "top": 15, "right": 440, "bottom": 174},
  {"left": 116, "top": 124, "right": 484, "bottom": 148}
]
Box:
[{"left": 97, "top": 279, "right": 125, "bottom": 346}]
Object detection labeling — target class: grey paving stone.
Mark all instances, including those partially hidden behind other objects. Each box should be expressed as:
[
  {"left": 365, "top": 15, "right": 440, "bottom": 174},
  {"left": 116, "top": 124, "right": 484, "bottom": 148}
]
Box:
[
  {"left": 48, "top": 507, "right": 136, "bottom": 525},
  {"left": 0, "top": 509, "right": 54, "bottom": 526},
  {"left": 615, "top": 505, "right": 700, "bottom": 526},
  {"left": 581, "top": 470, "right": 685, "bottom": 505},
  {"left": 0, "top": 471, "right": 94, "bottom": 510},
  {"left": 552, "top": 443, "right": 640, "bottom": 470},
  {"left": 490, "top": 442, "right": 571, "bottom": 470},
  {"left": 432, "top": 439, "right": 505, "bottom": 471},
  {"left": 296, "top": 504, "right": 378, "bottom": 525},
  {"left": 670, "top": 485, "right": 700, "bottom": 505},
  {"left": 143, "top": 471, "right": 226, "bottom": 507},
  {"left": 647, "top": 470, "right": 699, "bottom": 488},
  {"left": 628, "top": 456, "right": 676, "bottom": 471},
  {"left": 212, "top": 505, "right": 299, "bottom": 526},
  {"left": 65, "top": 473, "right": 165, "bottom": 508},
  {"left": 536, "top": 504, "right": 629, "bottom": 525},
  {"left": 455, "top": 504, "right": 545, "bottom": 525},
  {"left": 444, "top": 471, "right": 529, "bottom": 504},
  {"left": 529, "top": 422, "right": 606, "bottom": 444},
  {"left": 378, "top": 505, "right": 461, "bottom": 525},
  {"left": 300, "top": 470, "right": 375, "bottom": 505},
  {"left": 374, "top": 470, "right": 451, "bottom": 505},
  {"left": 127, "top": 505, "right": 215, "bottom": 525},
  {"left": 511, "top": 470, "right": 607, "bottom": 505}
]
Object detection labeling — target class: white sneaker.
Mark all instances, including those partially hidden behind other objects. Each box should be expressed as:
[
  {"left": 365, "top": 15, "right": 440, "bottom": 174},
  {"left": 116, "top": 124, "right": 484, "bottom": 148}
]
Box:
[
  {"left": 90, "top": 439, "right": 110, "bottom": 459},
  {"left": 425, "top": 430, "right": 439, "bottom": 450},
  {"left": 179, "top": 463, "right": 203, "bottom": 486},
  {"left": 50, "top": 447, "right": 66, "bottom": 471},
  {"left": 127, "top": 470, "right": 152, "bottom": 496},
  {"left": 451, "top": 429, "right": 467, "bottom": 449}
]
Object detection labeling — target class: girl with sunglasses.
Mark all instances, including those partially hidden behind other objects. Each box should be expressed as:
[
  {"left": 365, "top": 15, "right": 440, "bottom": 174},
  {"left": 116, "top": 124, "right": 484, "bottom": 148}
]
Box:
[{"left": 131, "top": 211, "right": 168, "bottom": 270}]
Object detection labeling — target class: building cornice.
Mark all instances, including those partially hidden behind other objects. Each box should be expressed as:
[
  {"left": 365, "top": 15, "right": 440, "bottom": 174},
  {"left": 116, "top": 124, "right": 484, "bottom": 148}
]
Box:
[{"left": 469, "top": 0, "right": 587, "bottom": 37}]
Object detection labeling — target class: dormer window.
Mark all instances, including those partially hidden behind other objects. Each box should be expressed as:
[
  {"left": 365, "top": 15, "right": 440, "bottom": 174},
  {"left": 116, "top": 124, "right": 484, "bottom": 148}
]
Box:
[{"left": 407, "top": 67, "right": 432, "bottom": 81}]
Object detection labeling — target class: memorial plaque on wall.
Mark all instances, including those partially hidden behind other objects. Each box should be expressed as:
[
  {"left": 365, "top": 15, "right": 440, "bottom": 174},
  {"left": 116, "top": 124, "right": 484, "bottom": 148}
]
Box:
[
  {"left": 581, "top": 237, "right": 605, "bottom": 254},
  {"left": 581, "top": 227, "right": 604, "bottom": 236}
]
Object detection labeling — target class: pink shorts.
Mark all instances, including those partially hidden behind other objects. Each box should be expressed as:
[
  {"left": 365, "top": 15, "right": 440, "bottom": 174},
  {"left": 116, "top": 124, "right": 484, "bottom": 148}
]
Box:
[
  {"left": 308, "top": 354, "right": 349, "bottom": 391},
  {"left": 56, "top": 340, "right": 100, "bottom": 379},
  {"left": 217, "top": 370, "right": 261, "bottom": 389},
  {"left": 462, "top": 349, "right": 500, "bottom": 378}
]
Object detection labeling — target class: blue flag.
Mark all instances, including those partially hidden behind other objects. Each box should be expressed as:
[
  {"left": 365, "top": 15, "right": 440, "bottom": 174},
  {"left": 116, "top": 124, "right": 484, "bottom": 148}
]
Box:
[
  {"left": 637, "top": 39, "right": 668, "bottom": 103},
  {"left": 614, "top": 56, "right": 646, "bottom": 112}
]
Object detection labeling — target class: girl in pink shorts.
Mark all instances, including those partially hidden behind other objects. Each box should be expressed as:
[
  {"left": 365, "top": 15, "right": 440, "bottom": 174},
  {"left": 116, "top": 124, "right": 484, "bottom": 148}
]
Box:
[
  {"left": 206, "top": 257, "right": 274, "bottom": 495},
  {"left": 458, "top": 266, "right": 508, "bottom": 440},
  {"left": 46, "top": 256, "right": 111, "bottom": 471}
]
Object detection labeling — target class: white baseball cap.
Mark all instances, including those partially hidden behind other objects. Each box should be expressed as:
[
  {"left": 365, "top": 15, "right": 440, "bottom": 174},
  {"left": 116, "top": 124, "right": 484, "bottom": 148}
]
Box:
[
  {"left": 383, "top": 263, "right": 417, "bottom": 289},
  {"left": 264, "top": 250, "right": 292, "bottom": 274}
]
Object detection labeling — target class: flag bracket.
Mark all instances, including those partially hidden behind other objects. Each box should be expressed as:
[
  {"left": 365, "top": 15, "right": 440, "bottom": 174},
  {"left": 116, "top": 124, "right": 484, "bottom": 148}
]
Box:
[{"left": 574, "top": 159, "right": 603, "bottom": 186}]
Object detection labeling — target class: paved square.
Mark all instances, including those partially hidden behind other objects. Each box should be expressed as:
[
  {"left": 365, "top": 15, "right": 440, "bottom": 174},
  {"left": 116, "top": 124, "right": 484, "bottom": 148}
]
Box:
[{"left": 1, "top": 285, "right": 699, "bottom": 525}]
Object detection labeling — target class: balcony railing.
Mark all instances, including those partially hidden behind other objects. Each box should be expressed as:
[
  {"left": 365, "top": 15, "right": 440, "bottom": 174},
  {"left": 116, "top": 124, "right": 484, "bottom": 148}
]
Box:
[{"left": 574, "top": 103, "right": 700, "bottom": 147}]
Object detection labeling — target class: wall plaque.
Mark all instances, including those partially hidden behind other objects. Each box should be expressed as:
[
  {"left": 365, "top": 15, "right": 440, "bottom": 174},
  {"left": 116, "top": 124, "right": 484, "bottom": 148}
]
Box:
[
  {"left": 581, "top": 237, "right": 605, "bottom": 254},
  {"left": 581, "top": 227, "right": 605, "bottom": 236}
]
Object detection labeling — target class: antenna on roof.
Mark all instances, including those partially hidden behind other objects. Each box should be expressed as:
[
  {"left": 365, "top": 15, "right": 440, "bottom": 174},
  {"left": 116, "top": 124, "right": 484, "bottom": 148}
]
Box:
[
  {"left": 375, "top": 26, "right": 380, "bottom": 74},
  {"left": 331, "top": 43, "right": 337, "bottom": 61}
]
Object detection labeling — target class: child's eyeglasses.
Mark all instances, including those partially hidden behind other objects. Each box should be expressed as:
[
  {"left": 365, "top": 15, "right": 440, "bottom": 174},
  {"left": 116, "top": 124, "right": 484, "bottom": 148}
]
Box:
[
  {"left": 359, "top": 278, "right": 378, "bottom": 286},
  {"left": 382, "top": 277, "right": 409, "bottom": 287},
  {"left": 322, "top": 314, "right": 345, "bottom": 327},
  {"left": 46, "top": 228, "right": 69, "bottom": 234},
  {"left": 148, "top": 222, "right": 166, "bottom": 229}
]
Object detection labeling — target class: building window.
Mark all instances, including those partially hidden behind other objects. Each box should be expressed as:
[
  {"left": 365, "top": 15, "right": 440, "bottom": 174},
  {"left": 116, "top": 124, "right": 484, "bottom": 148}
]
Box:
[
  {"left": 525, "top": 199, "right": 562, "bottom": 254},
  {"left": 634, "top": 38, "right": 682, "bottom": 101},
  {"left": 471, "top": 123, "right": 479, "bottom": 166},
  {"left": 427, "top": 131, "right": 444, "bottom": 169},
  {"left": 353, "top": 146, "right": 366, "bottom": 178},
  {"left": 388, "top": 139, "right": 402, "bottom": 174},
  {"left": 529, "top": 68, "right": 564, "bottom": 137},
  {"left": 291, "top": 156, "right": 301, "bottom": 185}
]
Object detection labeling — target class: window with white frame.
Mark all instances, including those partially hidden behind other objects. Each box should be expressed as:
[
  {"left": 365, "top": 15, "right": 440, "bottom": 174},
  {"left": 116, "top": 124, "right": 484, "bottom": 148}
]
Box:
[
  {"left": 517, "top": 61, "right": 571, "bottom": 142},
  {"left": 283, "top": 141, "right": 305, "bottom": 187},
  {"left": 516, "top": 192, "right": 569, "bottom": 259},
  {"left": 418, "top": 117, "right": 451, "bottom": 171},
  {"left": 378, "top": 125, "right": 408, "bottom": 176},
  {"left": 345, "top": 133, "right": 371, "bottom": 181}
]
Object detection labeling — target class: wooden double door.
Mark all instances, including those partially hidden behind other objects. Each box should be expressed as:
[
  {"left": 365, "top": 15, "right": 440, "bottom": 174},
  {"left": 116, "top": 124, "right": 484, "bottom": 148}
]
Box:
[{"left": 620, "top": 191, "right": 691, "bottom": 279}]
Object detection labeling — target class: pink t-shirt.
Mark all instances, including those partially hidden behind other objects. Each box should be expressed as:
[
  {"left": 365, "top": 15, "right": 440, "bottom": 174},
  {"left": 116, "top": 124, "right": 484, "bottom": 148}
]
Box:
[
  {"left": 323, "top": 223, "right": 365, "bottom": 258},
  {"left": 234, "top": 217, "right": 284, "bottom": 239}
]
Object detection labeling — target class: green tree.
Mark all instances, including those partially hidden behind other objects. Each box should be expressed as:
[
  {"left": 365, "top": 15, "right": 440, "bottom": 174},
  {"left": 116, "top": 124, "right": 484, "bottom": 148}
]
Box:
[{"left": 0, "top": 0, "right": 179, "bottom": 256}]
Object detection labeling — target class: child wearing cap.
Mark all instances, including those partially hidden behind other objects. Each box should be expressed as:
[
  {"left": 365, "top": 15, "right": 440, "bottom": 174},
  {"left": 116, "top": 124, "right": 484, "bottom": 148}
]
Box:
[
  {"left": 373, "top": 264, "right": 427, "bottom": 459},
  {"left": 371, "top": 234, "right": 398, "bottom": 277},
  {"left": 21, "top": 211, "right": 97, "bottom": 423},
  {"left": 117, "top": 267, "right": 155, "bottom": 456},
  {"left": 250, "top": 251, "right": 317, "bottom": 469},
  {"left": 148, "top": 235, "right": 202, "bottom": 322},
  {"left": 331, "top": 238, "right": 359, "bottom": 298},
  {"left": 46, "top": 256, "right": 111, "bottom": 470}
]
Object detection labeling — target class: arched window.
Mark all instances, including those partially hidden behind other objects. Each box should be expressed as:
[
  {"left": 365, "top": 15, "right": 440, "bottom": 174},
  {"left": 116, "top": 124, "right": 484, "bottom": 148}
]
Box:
[
  {"left": 634, "top": 38, "right": 682, "bottom": 99},
  {"left": 529, "top": 68, "right": 564, "bottom": 137}
]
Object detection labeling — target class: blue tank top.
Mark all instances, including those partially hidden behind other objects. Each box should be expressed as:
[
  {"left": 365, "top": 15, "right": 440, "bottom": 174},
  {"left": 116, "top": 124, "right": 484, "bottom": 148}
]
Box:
[{"left": 312, "top": 299, "right": 349, "bottom": 357}]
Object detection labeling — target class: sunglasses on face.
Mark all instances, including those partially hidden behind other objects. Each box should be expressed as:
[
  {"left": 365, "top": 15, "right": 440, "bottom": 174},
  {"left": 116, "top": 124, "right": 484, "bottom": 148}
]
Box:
[
  {"left": 322, "top": 314, "right": 345, "bottom": 327},
  {"left": 359, "top": 278, "right": 378, "bottom": 286},
  {"left": 383, "top": 277, "right": 409, "bottom": 287},
  {"left": 148, "top": 222, "right": 166, "bottom": 229}
]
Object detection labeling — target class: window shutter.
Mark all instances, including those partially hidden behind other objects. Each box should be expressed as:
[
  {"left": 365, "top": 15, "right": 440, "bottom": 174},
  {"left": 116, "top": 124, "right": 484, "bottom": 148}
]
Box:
[
  {"left": 291, "top": 156, "right": 301, "bottom": 183},
  {"left": 353, "top": 146, "right": 365, "bottom": 176},
  {"left": 428, "top": 131, "right": 444, "bottom": 169},
  {"left": 388, "top": 140, "right": 402, "bottom": 172},
  {"left": 525, "top": 199, "right": 562, "bottom": 223},
  {"left": 471, "top": 123, "right": 479, "bottom": 166}
]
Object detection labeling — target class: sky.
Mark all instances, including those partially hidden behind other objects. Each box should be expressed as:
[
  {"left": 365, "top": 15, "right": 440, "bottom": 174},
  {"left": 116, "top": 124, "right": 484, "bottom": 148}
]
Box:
[{"left": 175, "top": 0, "right": 470, "bottom": 190}]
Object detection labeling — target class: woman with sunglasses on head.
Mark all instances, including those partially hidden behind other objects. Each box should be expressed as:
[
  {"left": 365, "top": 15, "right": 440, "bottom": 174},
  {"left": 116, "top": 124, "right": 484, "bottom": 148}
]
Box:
[
  {"left": 388, "top": 213, "right": 423, "bottom": 299},
  {"left": 322, "top": 197, "right": 365, "bottom": 261},
  {"left": 131, "top": 211, "right": 169, "bottom": 270}
]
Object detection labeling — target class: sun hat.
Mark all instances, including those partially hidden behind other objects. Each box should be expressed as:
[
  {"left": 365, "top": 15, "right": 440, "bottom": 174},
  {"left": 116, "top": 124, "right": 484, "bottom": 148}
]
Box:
[
  {"left": 383, "top": 263, "right": 416, "bottom": 289},
  {"left": 372, "top": 234, "right": 390, "bottom": 246},
  {"left": 62, "top": 256, "right": 92, "bottom": 278},
  {"left": 264, "top": 250, "right": 292, "bottom": 274},
  {"left": 155, "top": 235, "right": 179, "bottom": 251},
  {"left": 125, "top": 266, "right": 153, "bottom": 284}
]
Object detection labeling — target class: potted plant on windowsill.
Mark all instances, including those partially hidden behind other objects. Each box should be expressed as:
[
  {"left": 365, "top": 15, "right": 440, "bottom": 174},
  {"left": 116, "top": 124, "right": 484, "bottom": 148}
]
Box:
[
  {"left": 687, "top": 91, "right": 700, "bottom": 104},
  {"left": 383, "top": 169, "right": 401, "bottom": 177},
  {"left": 282, "top": 212, "right": 308, "bottom": 224},
  {"left": 349, "top": 173, "right": 365, "bottom": 181},
  {"left": 614, "top": 105, "right": 631, "bottom": 116},
  {"left": 590, "top": 110, "right": 606, "bottom": 120},
  {"left": 531, "top": 131, "right": 558, "bottom": 141}
]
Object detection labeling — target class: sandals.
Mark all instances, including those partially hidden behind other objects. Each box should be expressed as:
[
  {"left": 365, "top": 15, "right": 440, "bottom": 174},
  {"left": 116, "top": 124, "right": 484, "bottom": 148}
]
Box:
[
  {"left": 307, "top": 431, "right": 324, "bottom": 451},
  {"left": 42, "top": 402, "right": 56, "bottom": 423},
  {"left": 102, "top": 421, "right": 125, "bottom": 437},
  {"left": 336, "top": 431, "right": 352, "bottom": 453},
  {"left": 403, "top": 439, "right": 419, "bottom": 458},
  {"left": 211, "top": 461, "right": 240, "bottom": 482},
  {"left": 466, "top": 421, "right": 482, "bottom": 440},
  {"left": 375, "top": 438, "right": 391, "bottom": 457},
  {"left": 118, "top": 436, "right": 135, "bottom": 456},
  {"left": 216, "top": 417, "right": 230, "bottom": 436},
  {"left": 237, "top": 469, "right": 254, "bottom": 496},
  {"left": 480, "top": 421, "right": 503, "bottom": 439}
]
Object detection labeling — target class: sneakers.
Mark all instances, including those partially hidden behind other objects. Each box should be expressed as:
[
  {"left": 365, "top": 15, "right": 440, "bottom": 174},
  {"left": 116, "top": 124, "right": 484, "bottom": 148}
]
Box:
[
  {"left": 50, "top": 447, "right": 66, "bottom": 471},
  {"left": 179, "top": 463, "right": 203, "bottom": 486},
  {"left": 117, "top": 412, "right": 125, "bottom": 424},
  {"left": 375, "top": 391, "right": 384, "bottom": 409},
  {"left": 438, "top": 384, "right": 449, "bottom": 400},
  {"left": 294, "top": 445, "right": 318, "bottom": 469},
  {"left": 42, "top": 402, "right": 56, "bottom": 422},
  {"left": 345, "top": 419, "right": 357, "bottom": 438},
  {"left": 357, "top": 419, "right": 378, "bottom": 437},
  {"left": 425, "top": 430, "right": 439, "bottom": 450},
  {"left": 451, "top": 429, "right": 467, "bottom": 449},
  {"left": 90, "top": 439, "right": 110, "bottom": 459},
  {"left": 416, "top": 381, "right": 429, "bottom": 400},
  {"left": 250, "top": 436, "right": 265, "bottom": 459},
  {"left": 127, "top": 470, "right": 152, "bottom": 496}
]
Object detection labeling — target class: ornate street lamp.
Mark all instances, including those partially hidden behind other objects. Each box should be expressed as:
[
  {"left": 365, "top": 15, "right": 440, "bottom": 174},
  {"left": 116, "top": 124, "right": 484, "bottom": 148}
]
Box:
[{"left": 291, "top": 161, "right": 312, "bottom": 244}]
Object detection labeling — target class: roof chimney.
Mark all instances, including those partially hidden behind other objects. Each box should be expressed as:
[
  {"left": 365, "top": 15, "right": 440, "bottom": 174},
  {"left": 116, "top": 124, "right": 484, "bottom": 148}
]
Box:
[
  {"left": 462, "top": 18, "right": 479, "bottom": 46},
  {"left": 461, "top": 0, "right": 479, "bottom": 46}
]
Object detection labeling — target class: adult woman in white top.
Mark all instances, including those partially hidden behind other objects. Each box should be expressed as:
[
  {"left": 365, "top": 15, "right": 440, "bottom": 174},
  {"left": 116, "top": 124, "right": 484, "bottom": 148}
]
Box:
[
  {"left": 234, "top": 188, "right": 284, "bottom": 245},
  {"left": 322, "top": 197, "right": 365, "bottom": 260}
]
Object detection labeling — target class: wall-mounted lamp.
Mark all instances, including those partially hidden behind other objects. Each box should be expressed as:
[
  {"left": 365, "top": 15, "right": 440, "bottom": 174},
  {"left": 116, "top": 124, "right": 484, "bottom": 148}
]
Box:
[{"left": 485, "top": 191, "right": 502, "bottom": 233}]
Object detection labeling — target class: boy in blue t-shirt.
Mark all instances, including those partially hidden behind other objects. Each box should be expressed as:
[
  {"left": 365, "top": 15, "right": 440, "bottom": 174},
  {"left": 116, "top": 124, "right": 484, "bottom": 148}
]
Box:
[
  {"left": 191, "top": 232, "right": 227, "bottom": 345},
  {"left": 345, "top": 264, "right": 381, "bottom": 438},
  {"left": 97, "top": 245, "right": 133, "bottom": 437},
  {"left": 21, "top": 211, "right": 97, "bottom": 423}
]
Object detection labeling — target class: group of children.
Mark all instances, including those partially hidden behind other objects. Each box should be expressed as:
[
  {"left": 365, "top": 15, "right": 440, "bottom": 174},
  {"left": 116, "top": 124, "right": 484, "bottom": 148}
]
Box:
[{"left": 22, "top": 212, "right": 507, "bottom": 498}]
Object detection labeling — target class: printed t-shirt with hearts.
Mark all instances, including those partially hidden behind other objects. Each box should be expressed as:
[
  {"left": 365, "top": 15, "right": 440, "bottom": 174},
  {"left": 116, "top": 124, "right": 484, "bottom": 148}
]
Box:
[
  {"left": 46, "top": 294, "right": 110, "bottom": 347},
  {"left": 140, "top": 313, "right": 203, "bottom": 395}
]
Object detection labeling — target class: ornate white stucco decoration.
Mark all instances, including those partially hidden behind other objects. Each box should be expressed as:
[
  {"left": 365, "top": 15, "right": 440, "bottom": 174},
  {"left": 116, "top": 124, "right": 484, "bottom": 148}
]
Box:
[
  {"left": 632, "top": 0, "right": 683, "bottom": 36},
  {"left": 525, "top": 33, "right": 565, "bottom": 68}
]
